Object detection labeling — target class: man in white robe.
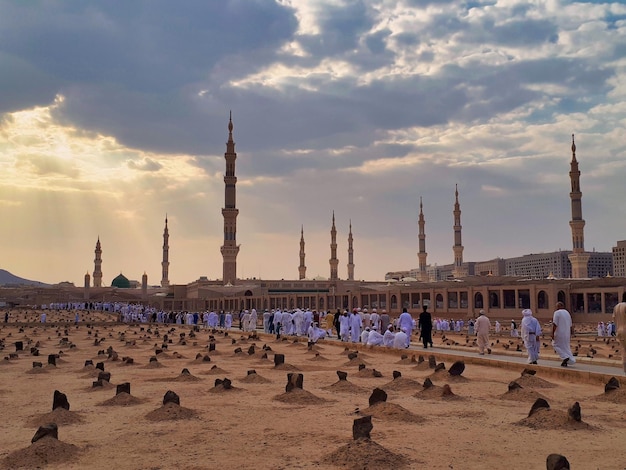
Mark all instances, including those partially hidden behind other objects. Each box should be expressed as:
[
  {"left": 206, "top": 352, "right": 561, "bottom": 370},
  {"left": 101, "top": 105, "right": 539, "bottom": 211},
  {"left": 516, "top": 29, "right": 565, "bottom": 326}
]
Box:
[
  {"left": 349, "top": 310, "right": 362, "bottom": 342},
  {"left": 339, "top": 311, "right": 350, "bottom": 342},
  {"left": 224, "top": 312, "right": 233, "bottom": 329},
  {"left": 398, "top": 308, "right": 413, "bottom": 347},
  {"left": 521, "top": 309, "right": 541, "bottom": 364},
  {"left": 366, "top": 328, "right": 384, "bottom": 347},
  {"left": 383, "top": 325, "right": 395, "bottom": 347},
  {"left": 495, "top": 320, "right": 501, "bottom": 334},
  {"left": 393, "top": 328, "right": 408, "bottom": 349},
  {"left": 360, "top": 327, "right": 370, "bottom": 345},
  {"left": 552, "top": 302, "right": 575, "bottom": 367},
  {"left": 273, "top": 310, "right": 282, "bottom": 335},
  {"left": 369, "top": 309, "right": 380, "bottom": 332},
  {"left": 597, "top": 322, "right": 604, "bottom": 337},
  {"left": 307, "top": 323, "right": 326, "bottom": 343},
  {"left": 474, "top": 310, "right": 490, "bottom": 355}
]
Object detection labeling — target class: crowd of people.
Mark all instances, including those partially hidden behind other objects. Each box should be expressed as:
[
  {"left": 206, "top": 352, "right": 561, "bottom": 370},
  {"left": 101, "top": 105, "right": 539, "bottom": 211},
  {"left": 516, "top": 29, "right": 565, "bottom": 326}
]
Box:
[{"left": 8, "top": 299, "right": 623, "bottom": 370}]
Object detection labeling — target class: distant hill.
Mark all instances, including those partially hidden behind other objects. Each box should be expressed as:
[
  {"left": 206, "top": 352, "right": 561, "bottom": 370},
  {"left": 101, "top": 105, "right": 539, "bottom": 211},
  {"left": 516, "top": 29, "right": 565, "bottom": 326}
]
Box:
[{"left": 0, "top": 269, "right": 48, "bottom": 287}]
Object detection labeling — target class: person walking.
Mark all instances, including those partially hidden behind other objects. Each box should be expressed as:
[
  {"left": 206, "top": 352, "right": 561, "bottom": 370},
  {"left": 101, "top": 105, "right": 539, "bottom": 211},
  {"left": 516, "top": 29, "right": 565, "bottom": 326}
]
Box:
[
  {"left": 474, "top": 310, "right": 490, "bottom": 355},
  {"left": 521, "top": 309, "right": 541, "bottom": 364},
  {"left": 552, "top": 301, "right": 576, "bottom": 367},
  {"left": 418, "top": 305, "right": 433, "bottom": 349}
]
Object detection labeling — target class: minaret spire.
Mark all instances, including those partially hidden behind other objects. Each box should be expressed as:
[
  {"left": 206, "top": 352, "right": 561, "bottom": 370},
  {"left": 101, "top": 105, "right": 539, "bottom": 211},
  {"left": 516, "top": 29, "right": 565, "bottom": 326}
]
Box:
[
  {"left": 329, "top": 211, "right": 339, "bottom": 281},
  {"left": 298, "top": 225, "right": 306, "bottom": 280},
  {"left": 452, "top": 185, "right": 465, "bottom": 278},
  {"left": 567, "top": 133, "right": 590, "bottom": 278},
  {"left": 418, "top": 197, "right": 428, "bottom": 281},
  {"left": 347, "top": 220, "right": 355, "bottom": 281},
  {"left": 161, "top": 215, "right": 170, "bottom": 287},
  {"left": 93, "top": 237, "right": 102, "bottom": 287},
  {"left": 221, "top": 112, "right": 240, "bottom": 285}
]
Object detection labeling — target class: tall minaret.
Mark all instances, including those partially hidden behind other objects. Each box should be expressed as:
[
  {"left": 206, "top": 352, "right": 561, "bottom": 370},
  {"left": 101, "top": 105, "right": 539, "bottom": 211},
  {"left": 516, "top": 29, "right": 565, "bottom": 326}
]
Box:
[
  {"left": 93, "top": 237, "right": 102, "bottom": 287},
  {"left": 418, "top": 197, "right": 428, "bottom": 281},
  {"left": 220, "top": 112, "right": 240, "bottom": 285},
  {"left": 329, "top": 211, "right": 339, "bottom": 281},
  {"left": 142, "top": 272, "right": 148, "bottom": 300},
  {"left": 161, "top": 215, "right": 170, "bottom": 287},
  {"left": 83, "top": 272, "right": 90, "bottom": 300},
  {"left": 567, "top": 134, "right": 590, "bottom": 278},
  {"left": 347, "top": 220, "right": 355, "bottom": 281},
  {"left": 452, "top": 185, "right": 465, "bottom": 278},
  {"left": 298, "top": 226, "right": 306, "bottom": 280}
]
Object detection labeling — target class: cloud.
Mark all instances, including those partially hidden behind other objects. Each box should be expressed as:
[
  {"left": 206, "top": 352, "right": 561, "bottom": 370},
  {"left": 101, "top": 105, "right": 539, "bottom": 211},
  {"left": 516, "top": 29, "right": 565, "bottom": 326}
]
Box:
[
  {"left": 127, "top": 157, "right": 163, "bottom": 172},
  {"left": 0, "top": 0, "right": 625, "bottom": 285},
  {"left": 15, "top": 153, "right": 80, "bottom": 178}
]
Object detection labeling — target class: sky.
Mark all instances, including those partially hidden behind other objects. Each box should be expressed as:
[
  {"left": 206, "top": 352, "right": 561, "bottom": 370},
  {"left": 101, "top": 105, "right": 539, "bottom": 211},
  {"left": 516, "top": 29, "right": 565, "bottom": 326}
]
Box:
[{"left": 1, "top": 0, "right": 625, "bottom": 286}]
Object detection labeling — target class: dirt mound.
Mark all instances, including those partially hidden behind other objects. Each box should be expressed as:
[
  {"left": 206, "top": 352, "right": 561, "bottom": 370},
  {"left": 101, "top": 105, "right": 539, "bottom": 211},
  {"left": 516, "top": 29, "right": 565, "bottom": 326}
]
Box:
[
  {"left": 593, "top": 389, "right": 626, "bottom": 404},
  {"left": 2, "top": 436, "right": 80, "bottom": 469},
  {"left": 516, "top": 408, "right": 593, "bottom": 430},
  {"left": 344, "top": 357, "right": 369, "bottom": 367},
  {"left": 362, "top": 401, "right": 425, "bottom": 423},
  {"left": 516, "top": 374, "right": 556, "bottom": 389},
  {"left": 208, "top": 383, "right": 244, "bottom": 393},
  {"left": 273, "top": 388, "right": 326, "bottom": 405},
  {"left": 308, "top": 354, "right": 329, "bottom": 361},
  {"left": 240, "top": 373, "right": 271, "bottom": 384},
  {"left": 198, "top": 366, "right": 229, "bottom": 375},
  {"left": 355, "top": 368, "right": 383, "bottom": 378},
  {"left": 26, "top": 408, "right": 85, "bottom": 427},
  {"left": 499, "top": 388, "right": 549, "bottom": 402},
  {"left": 382, "top": 377, "right": 422, "bottom": 392},
  {"left": 396, "top": 356, "right": 417, "bottom": 365},
  {"left": 320, "top": 438, "right": 411, "bottom": 470},
  {"left": 87, "top": 380, "right": 115, "bottom": 392},
  {"left": 145, "top": 402, "right": 197, "bottom": 421},
  {"left": 412, "top": 362, "right": 431, "bottom": 371},
  {"left": 98, "top": 392, "right": 143, "bottom": 406}
]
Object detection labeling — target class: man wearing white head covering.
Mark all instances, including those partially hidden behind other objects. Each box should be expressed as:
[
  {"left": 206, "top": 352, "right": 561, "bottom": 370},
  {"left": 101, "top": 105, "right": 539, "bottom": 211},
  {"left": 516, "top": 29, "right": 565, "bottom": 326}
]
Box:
[
  {"left": 474, "top": 310, "right": 490, "bottom": 355},
  {"left": 349, "top": 309, "right": 362, "bottom": 343},
  {"left": 366, "top": 327, "right": 384, "bottom": 347},
  {"left": 398, "top": 308, "right": 413, "bottom": 348},
  {"left": 393, "top": 328, "right": 408, "bottom": 349},
  {"left": 495, "top": 320, "right": 501, "bottom": 334},
  {"left": 307, "top": 322, "right": 326, "bottom": 343},
  {"left": 597, "top": 322, "right": 604, "bottom": 337},
  {"left": 369, "top": 309, "right": 380, "bottom": 331},
  {"left": 521, "top": 309, "right": 542, "bottom": 364},
  {"left": 383, "top": 325, "right": 395, "bottom": 347},
  {"left": 552, "top": 302, "right": 576, "bottom": 367},
  {"left": 339, "top": 311, "right": 350, "bottom": 342}
]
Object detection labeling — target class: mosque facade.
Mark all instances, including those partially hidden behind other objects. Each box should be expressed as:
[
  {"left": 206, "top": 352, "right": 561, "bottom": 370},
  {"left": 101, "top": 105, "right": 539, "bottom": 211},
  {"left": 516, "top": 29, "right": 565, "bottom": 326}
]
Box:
[{"left": 2, "top": 122, "right": 624, "bottom": 323}]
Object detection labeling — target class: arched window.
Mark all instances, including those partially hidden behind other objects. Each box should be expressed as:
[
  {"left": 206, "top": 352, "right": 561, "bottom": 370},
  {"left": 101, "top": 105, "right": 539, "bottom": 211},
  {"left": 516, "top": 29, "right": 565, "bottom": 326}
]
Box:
[
  {"left": 352, "top": 296, "right": 358, "bottom": 309},
  {"left": 489, "top": 292, "right": 499, "bottom": 308},
  {"left": 244, "top": 290, "right": 253, "bottom": 296},
  {"left": 391, "top": 295, "right": 398, "bottom": 309},
  {"left": 537, "top": 291, "right": 548, "bottom": 309},
  {"left": 436, "top": 293, "right": 444, "bottom": 309},
  {"left": 290, "top": 298, "right": 295, "bottom": 309},
  {"left": 557, "top": 290, "right": 566, "bottom": 305},
  {"left": 319, "top": 297, "right": 324, "bottom": 309},
  {"left": 474, "top": 292, "right": 484, "bottom": 309}
]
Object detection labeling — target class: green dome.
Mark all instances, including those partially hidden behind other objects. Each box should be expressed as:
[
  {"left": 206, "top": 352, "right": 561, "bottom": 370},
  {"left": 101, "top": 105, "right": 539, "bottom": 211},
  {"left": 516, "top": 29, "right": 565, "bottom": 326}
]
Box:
[{"left": 111, "top": 273, "right": 131, "bottom": 288}]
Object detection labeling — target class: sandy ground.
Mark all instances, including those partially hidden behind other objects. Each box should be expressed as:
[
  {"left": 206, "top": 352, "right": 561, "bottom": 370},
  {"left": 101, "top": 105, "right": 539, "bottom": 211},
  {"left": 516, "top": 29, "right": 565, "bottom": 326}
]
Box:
[{"left": 0, "top": 310, "right": 625, "bottom": 470}]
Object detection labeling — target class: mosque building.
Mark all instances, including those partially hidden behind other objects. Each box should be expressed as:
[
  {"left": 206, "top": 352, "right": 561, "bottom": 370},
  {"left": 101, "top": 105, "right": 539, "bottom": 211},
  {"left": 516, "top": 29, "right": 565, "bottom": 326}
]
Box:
[{"left": 1, "top": 119, "right": 624, "bottom": 322}]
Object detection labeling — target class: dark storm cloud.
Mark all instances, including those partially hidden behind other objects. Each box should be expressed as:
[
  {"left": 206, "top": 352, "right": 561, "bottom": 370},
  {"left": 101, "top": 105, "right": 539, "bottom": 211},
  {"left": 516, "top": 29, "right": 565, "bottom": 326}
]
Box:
[
  {"left": 0, "top": 0, "right": 619, "bottom": 182},
  {"left": 298, "top": 1, "right": 374, "bottom": 57}
]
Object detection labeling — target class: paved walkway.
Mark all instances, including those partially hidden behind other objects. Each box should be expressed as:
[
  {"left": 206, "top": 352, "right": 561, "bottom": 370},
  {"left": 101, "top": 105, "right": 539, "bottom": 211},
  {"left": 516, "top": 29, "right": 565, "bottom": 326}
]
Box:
[{"left": 316, "top": 334, "right": 625, "bottom": 380}]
